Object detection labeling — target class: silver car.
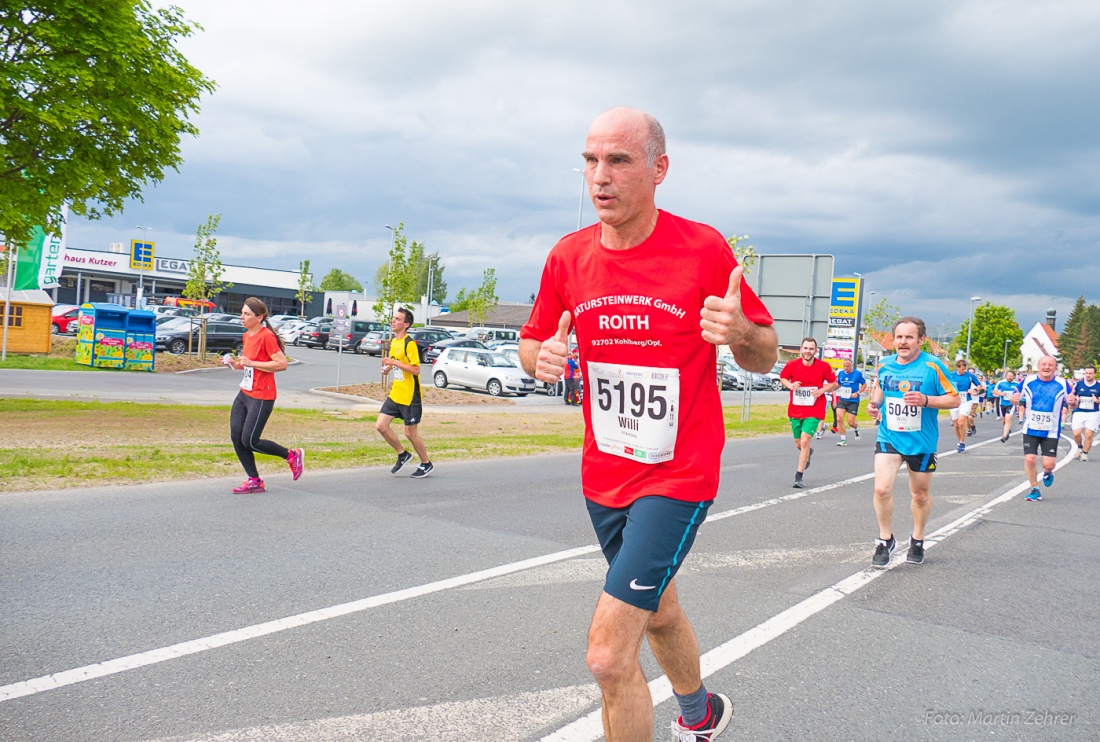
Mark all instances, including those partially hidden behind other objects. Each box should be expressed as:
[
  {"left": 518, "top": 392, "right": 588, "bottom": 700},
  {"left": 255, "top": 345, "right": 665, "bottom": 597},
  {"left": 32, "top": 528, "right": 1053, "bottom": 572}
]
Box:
[{"left": 432, "top": 348, "right": 536, "bottom": 397}]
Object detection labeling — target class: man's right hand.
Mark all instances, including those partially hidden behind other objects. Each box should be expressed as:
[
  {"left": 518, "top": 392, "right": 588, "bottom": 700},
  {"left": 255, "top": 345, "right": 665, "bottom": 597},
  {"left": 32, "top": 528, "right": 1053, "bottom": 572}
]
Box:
[{"left": 535, "top": 311, "right": 571, "bottom": 384}]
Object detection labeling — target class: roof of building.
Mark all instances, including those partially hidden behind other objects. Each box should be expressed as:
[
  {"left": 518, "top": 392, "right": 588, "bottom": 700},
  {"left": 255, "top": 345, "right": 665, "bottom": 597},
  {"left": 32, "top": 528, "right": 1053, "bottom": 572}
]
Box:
[
  {"left": 866, "top": 329, "right": 946, "bottom": 356},
  {"left": 431, "top": 303, "right": 533, "bottom": 329},
  {"left": 0, "top": 288, "right": 55, "bottom": 305}
]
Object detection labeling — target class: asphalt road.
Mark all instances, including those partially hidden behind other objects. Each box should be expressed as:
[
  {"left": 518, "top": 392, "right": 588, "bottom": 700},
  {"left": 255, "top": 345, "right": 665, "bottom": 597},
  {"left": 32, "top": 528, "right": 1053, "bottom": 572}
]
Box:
[
  {"left": 0, "top": 347, "right": 787, "bottom": 411},
  {"left": 1, "top": 418, "right": 1096, "bottom": 741}
]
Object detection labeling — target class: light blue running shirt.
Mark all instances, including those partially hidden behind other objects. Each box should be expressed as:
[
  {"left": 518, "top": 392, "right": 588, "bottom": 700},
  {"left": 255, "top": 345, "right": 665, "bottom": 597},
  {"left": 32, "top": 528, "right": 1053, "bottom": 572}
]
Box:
[
  {"left": 1019, "top": 375, "right": 1071, "bottom": 439},
  {"left": 875, "top": 351, "right": 957, "bottom": 456}
]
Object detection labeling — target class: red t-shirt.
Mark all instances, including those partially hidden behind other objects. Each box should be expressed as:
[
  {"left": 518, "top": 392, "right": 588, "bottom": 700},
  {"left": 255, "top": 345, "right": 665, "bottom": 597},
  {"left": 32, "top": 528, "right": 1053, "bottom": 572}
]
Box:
[
  {"left": 780, "top": 358, "right": 836, "bottom": 419},
  {"left": 241, "top": 326, "right": 282, "bottom": 401},
  {"left": 521, "top": 210, "right": 774, "bottom": 508}
]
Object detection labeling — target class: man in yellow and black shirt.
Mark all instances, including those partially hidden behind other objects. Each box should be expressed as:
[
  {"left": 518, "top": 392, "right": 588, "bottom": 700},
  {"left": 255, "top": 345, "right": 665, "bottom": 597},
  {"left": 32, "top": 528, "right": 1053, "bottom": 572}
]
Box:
[{"left": 375, "top": 307, "right": 433, "bottom": 478}]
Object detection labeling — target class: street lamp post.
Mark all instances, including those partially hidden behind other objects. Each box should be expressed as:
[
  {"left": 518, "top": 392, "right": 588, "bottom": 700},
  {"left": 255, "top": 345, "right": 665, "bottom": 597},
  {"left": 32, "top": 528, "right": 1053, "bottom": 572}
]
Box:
[
  {"left": 965, "top": 296, "right": 981, "bottom": 364},
  {"left": 425, "top": 254, "right": 435, "bottom": 327},
  {"left": 136, "top": 225, "right": 152, "bottom": 308},
  {"left": 572, "top": 168, "right": 585, "bottom": 231},
  {"left": 1003, "top": 338, "right": 1010, "bottom": 371}
]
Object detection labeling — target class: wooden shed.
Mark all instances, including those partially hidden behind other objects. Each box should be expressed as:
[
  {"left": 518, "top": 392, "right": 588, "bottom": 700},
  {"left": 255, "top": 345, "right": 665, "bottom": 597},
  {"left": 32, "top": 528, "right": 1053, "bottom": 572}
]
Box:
[{"left": 0, "top": 288, "right": 54, "bottom": 355}]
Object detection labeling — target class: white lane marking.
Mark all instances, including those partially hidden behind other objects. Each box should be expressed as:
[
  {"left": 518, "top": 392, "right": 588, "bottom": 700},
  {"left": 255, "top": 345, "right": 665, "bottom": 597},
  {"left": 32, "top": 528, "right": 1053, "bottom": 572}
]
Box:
[
  {"left": 0, "top": 432, "right": 1038, "bottom": 705},
  {"left": 539, "top": 436, "right": 1078, "bottom": 742},
  {"left": 139, "top": 684, "right": 602, "bottom": 742},
  {"left": 0, "top": 545, "right": 600, "bottom": 703}
]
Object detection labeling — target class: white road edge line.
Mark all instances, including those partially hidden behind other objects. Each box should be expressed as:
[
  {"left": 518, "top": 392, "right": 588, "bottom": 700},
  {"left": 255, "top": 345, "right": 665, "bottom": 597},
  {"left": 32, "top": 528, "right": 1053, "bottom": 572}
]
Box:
[
  {"left": 0, "top": 431, "right": 1044, "bottom": 705},
  {"left": 539, "top": 434, "right": 1077, "bottom": 742}
]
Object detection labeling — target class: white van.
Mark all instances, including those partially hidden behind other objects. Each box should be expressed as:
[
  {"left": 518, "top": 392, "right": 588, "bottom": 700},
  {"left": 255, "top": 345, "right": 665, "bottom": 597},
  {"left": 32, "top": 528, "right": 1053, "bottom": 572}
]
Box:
[{"left": 463, "top": 327, "right": 519, "bottom": 344}]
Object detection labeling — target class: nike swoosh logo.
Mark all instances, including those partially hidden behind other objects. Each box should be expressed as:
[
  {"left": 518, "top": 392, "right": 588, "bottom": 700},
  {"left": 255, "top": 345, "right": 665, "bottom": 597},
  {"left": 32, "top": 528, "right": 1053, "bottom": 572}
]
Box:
[{"left": 629, "top": 579, "right": 657, "bottom": 591}]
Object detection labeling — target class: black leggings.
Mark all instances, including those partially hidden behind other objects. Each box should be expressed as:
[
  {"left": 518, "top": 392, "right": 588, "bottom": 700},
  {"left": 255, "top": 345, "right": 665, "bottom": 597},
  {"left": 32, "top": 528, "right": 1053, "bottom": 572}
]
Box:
[{"left": 230, "top": 391, "right": 289, "bottom": 479}]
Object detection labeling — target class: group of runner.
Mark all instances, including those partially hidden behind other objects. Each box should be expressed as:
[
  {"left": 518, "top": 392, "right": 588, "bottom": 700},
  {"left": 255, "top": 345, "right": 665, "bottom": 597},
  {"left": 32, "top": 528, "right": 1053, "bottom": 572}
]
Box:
[
  {"left": 225, "top": 301, "right": 434, "bottom": 495},
  {"left": 220, "top": 108, "right": 1090, "bottom": 742}
]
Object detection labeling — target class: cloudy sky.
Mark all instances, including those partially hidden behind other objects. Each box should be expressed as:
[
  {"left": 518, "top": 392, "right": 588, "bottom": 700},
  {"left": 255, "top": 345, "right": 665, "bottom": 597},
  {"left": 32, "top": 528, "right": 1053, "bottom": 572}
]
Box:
[{"left": 69, "top": 0, "right": 1099, "bottom": 333}]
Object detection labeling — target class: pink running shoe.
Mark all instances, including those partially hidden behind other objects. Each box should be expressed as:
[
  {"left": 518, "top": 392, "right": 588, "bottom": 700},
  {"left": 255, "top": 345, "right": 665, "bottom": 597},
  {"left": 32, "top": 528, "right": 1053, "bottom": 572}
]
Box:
[
  {"left": 287, "top": 448, "right": 305, "bottom": 481},
  {"left": 232, "top": 478, "right": 266, "bottom": 494}
]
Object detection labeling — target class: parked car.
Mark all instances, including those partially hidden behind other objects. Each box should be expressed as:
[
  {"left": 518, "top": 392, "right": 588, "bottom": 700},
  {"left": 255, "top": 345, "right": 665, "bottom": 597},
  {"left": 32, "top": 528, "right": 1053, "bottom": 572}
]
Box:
[
  {"left": 355, "top": 330, "right": 394, "bottom": 356},
  {"left": 408, "top": 327, "right": 453, "bottom": 347},
  {"left": 278, "top": 320, "right": 309, "bottom": 345},
  {"left": 422, "top": 337, "right": 488, "bottom": 364},
  {"left": 149, "top": 305, "right": 182, "bottom": 318},
  {"left": 298, "top": 321, "right": 332, "bottom": 348},
  {"left": 764, "top": 362, "right": 785, "bottom": 391},
  {"left": 51, "top": 305, "right": 81, "bottom": 334},
  {"left": 202, "top": 313, "right": 241, "bottom": 323},
  {"left": 432, "top": 348, "right": 536, "bottom": 397},
  {"left": 326, "top": 319, "right": 383, "bottom": 351},
  {"left": 156, "top": 321, "right": 245, "bottom": 355},
  {"left": 721, "top": 357, "right": 771, "bottom": 391},
  {"left": 462, "top": 327, "right": 520, "bottom": 344},
  {"left": 269, "top": 314, "right": 300, "bottom": 328}
]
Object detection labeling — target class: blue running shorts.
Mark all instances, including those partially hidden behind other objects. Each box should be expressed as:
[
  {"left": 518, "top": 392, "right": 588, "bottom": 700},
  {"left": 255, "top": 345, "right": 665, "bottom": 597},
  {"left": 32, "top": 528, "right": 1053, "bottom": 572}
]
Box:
[{"left": 586, "top": 495, "right": 712, "bottom": 612}]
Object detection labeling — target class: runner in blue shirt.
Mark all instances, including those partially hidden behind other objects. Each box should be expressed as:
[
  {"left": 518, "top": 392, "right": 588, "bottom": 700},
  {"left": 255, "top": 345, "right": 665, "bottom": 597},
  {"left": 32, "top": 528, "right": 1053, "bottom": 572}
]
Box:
[
  {"left": 992, "top": 370, "right": 1020, "bottom": 443},
  {"left": 834, "top": 358, "right": 867, "bottom": 446},
  {"left": 1070, "top": 364, "right": 1099, "bottom": 462},
  {"left": 1011, "top": 355, "right": 1072, "bottom": 501},
  {"left": 946, "top": 359, "right": 982, "bottom": 453},
  {"left": 866, "top": 317, "right": 959, "bottom": 567}
]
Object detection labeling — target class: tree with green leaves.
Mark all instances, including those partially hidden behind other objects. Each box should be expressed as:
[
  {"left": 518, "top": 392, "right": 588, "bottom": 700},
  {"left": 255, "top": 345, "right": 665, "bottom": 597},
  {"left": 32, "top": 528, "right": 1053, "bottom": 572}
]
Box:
[
  {"left": 861, "top": 297, "right": 901, "bottom": 334},
  {"left": 296, "top": 259, "right": 314, "bottom": 318},
  {"left": 466, "top": 268, "right": 498, "bottom": 327},
  {"left": 947, "top": 302, "right": 1024, "bottom": 374},
  {"left": 726, "top": 234, "right": 757, "bottom": 274},
  {"left": 319, "top": 268, "right": 362, "bottom": 292},
  {"left": 0, "top": 2, "right": 216, "bottom": 247},
  {"left": 1059, "top": 296, "right": 1100, "bottom": 370},
  {"left": 184, "top": 214, "right": 231, "bottom": 314},
  {"left": 373, "top": 223, "right": 413, "bottom": 320}
]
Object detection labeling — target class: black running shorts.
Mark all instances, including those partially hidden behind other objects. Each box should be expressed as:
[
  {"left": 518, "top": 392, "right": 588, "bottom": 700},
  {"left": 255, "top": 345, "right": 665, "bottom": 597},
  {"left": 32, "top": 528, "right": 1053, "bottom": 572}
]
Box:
[
  {"left": 379, "top": 398, "right": 423, "bottom": 425},
  {"left": 875, "top": 441, "right": 937, "bottom": 472},
  {"left": 1022, "top": 434, "right": 1058, "bottom": 458}
]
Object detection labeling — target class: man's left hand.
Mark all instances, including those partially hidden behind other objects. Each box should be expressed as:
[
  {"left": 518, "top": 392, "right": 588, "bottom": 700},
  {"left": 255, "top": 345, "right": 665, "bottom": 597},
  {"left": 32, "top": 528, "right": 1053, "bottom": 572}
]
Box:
[{"left": 701, "top": 265, "right": 749, "bottom": 346}]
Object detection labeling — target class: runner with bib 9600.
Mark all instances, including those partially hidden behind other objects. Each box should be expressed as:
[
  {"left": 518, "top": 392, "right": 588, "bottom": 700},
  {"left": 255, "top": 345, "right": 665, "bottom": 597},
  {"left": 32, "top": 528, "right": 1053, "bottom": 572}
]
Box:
[
  {"left": 780, "top": 338, "right": 838, "bottom": 488},
  {"left": 520, "top": 107, "right": 777, "bottom": 742}
]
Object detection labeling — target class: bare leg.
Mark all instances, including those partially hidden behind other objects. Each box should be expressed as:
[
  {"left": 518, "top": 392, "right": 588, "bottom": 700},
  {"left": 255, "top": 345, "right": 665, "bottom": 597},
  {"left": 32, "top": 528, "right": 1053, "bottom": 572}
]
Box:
[
  {"left": 587, "top": 592, "right": 655, "bottom": 742},
  {"left": 873, "top": 453, "right": 903, "bottom": 539},
  {"left": 797, "top": 433, "right": 813, "bottom": 473},
  {"left": 375, "top": 414, "right": 404, "bottom": 453},
  {"left": 908, "top": 470, "right": 934, "bottom": 540},
  {"left": 1024, "top": 453, "right": 1038, "bottom": 486},
  {"left": 645, "top": 581, "right": 702, "bottom": 696},
  {"left": 404, "top": 424, "right": 430, "bottom": 463}
]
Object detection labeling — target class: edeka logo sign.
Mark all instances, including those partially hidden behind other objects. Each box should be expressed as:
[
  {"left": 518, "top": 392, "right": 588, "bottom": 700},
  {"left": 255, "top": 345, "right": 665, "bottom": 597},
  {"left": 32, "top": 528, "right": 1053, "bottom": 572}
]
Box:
[{"left": 830, "top": 278, "right": 858, "bottom": 317}]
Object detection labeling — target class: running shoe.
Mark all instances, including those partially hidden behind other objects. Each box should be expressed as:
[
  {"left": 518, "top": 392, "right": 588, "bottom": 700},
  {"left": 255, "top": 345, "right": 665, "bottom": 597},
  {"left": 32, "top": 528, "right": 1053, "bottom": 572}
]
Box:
[
  {"left": 287, "top": 448, "right": 305, "bottom": 481},
  {"left": 670, "top": 692, "right": 733, "bottom": 742},
  {"left": 871, "top": 535, "right": 896, "bottom": 568},
  {"left": 956, "top": 443, "right": 966, "bottom": 454},
  {"left": 967, "top": 425, "right": 976, "bottom": 437},
  {"left": 411, "top": 461, "right": 434, "bottom": 479},
  {"left": 836, "top": 439, "right": 847, "bottom": 447},
  {"left": 391, "top": 450, "right": 413, "bottom": 474},
  {"left": 1082, "top": 453, "right": 1090, "bottom": 462},
  {"left": 1025, "top": 487, "right": 1042, "bottom": 502},
  {"left": 232, "top": 478, "right": 265, "bottom": 494},
  {"left": 906, "top": 537, "right": 925, "bottom": 565},
  {"left": 830, "top": 426, "right": 838, "bottom": 434},
  {"left": 1075, "top": 449, "right": 1081, "bottom": 459},
  {"left": 1042, "top": 470, "right": 1054, "bottom": 487},
  {"left": 815, "top": 430, "right": 823, "bottom": 439},
  {"left": 1000, "top": 435, "right": 1009, "bottom": 443},
  {"left": 792, "top": 478, "right": 805, "bottom": 489},
  {"left": 854, "top": 428, "right": 860, "bottom": 439}
]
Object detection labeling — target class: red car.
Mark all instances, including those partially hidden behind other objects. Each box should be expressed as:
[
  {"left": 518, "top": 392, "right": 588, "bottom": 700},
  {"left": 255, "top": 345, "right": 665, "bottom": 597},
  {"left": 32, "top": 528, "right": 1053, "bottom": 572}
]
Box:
[{"left": 51, "top": 305, "right": 81, "bottom": 334}]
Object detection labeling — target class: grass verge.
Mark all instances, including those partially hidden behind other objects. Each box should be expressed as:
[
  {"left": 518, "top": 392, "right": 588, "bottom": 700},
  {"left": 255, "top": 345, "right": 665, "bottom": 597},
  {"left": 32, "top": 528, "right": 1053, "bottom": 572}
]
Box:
[{"left": 0, "top": 398, "right": 877, "bottom": 492}]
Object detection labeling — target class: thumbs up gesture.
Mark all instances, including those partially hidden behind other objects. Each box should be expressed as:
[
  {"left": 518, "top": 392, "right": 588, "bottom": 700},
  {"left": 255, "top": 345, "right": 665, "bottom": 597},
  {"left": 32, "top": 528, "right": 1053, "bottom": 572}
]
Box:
[
  {"left": 700, "top": 266, "right": 748, "bottom": 346},
  {"left": 535, "top": 311, "right": 572, "bottom": 384}
]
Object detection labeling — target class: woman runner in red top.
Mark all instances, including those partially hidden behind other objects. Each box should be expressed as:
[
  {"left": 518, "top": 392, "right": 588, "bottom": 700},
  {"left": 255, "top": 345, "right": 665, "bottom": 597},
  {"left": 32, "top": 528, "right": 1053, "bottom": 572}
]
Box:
[{"left": 227, "top": 297, "right": 304, "bottom": 494}]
